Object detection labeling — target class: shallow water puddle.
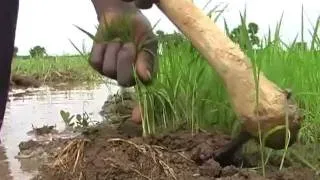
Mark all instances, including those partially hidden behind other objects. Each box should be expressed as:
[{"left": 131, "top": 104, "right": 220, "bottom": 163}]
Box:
[{"left": 0, "top": 83, "right": 120, "bottom": 180}]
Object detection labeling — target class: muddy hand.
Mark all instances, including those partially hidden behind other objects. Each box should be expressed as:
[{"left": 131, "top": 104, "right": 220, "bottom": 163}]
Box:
[{"left": 90, "top": 1, "right": 158, "bottom": 87}]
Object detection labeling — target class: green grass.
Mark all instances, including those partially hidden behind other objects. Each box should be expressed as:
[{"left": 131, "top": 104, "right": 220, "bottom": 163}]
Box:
[
  {"left": 136, "top": 36, "right": 236, "bottom": 136},
  {"left": 131, "top": 9, "right": 320, "bottom": 175},
  {"left": 254, "top": 45, "right": 320, "bottom": 143},
  {"left": 12, "top": 56, "right": 103, "bottom": 84},
  {"left": 12, "top": 5, "right": 320, "bottom": 145},
  {"left": 135, "top": 11, "right": 320, "bottom": 145}
]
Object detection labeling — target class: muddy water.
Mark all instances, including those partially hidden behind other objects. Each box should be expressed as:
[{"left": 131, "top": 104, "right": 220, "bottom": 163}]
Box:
[{"left": 0, "top": 83, "right": 120, "bottom": 180}]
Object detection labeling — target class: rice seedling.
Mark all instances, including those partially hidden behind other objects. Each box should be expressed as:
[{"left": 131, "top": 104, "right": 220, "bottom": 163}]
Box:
[{"left": 134, "top": 5, "right": 320, "bottom": 176}]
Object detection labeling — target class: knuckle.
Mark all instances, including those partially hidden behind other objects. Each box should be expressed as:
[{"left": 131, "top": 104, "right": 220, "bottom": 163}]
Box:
[{"left": 119, "top": 43, "right": 137, "bottom": 61}]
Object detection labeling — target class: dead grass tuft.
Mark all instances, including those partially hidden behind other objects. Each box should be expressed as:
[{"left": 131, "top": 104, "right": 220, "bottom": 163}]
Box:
[
  {"left": 107, "top": 138, "right": 181, "bottom": 180},
  {"left": 51, "top": 138, "right": 89, "bottom": 174}
]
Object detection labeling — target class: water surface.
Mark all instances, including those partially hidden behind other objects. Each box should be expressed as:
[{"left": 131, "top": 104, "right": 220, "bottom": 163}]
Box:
[{"left": 0, "top": 83, "right": 120, "bottom": 180}]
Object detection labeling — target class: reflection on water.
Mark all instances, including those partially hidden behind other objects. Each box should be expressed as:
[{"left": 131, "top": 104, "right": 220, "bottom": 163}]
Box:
[
  {"left": 0, "top": 146, "right": 13, "bottom": 180},
  {"left": 0, "top": 83, "right": 120, "bottom": 180}
]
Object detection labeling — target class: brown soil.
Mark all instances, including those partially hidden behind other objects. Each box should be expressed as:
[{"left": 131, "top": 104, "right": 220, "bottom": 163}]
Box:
[
  {"left": 99, "top": 90, "right": 136, "bottom": 125},
  {"left": 27, "top": 125, "right": 58, "bottom": 136},
  {"left": 15, "top": 122, "right": 317, "bottom": 180},
  {"left": 14, "top": 90, "right": 318, "bottom": 180},
  {"left": 10, "top": 73, "right": 101, "bottom": 90},
  {"left": 10, "top": 74, "right": 41, "bottom": 89}
]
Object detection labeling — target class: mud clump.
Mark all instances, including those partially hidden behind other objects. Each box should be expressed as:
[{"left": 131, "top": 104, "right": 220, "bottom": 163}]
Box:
[
  {"left": 17, "top": 123, "right": 316, "bottom": 180},
  {"left": 99, "top": 89, "right": 136, "bottom": 125},
  {"left": 27, "top": 125, "right": 58, "bottom": 136},
  {"left": 31, "top": 129, "right": 235, "bottom": 180},
  {"left": 11, "top": 74, "right": 41, "bottom": 89}
]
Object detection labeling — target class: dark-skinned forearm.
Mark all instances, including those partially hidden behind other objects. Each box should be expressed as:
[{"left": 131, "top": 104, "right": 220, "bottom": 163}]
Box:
[{"left": 91, "top": 0, "right": 139, "bottom": 20}]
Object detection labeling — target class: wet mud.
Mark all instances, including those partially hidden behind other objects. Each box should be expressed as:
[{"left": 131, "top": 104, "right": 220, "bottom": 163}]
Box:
[
  {"left": 27, "top": 125, "right": 58, "bottom": 136},
  {"left": 9, "top": 73, "right": 99, "bottom": 90},
  {"left": 10, "top": 74, "right": 41, "bottom": 89},
  {"left": 8, "top": 85, "right": 319, "bottom": 180},
  {"left": 14, "top": 123, "right": 317, "bottom": 180}
]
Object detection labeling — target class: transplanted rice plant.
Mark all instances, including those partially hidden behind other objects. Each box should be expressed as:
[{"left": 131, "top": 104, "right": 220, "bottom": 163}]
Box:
[
  {"left": 135, "top": 33, "right": 236, "bottom": 136},
  {"left": 132, "top": 9, "right": 320, "bottom": 175},
  {"left": 135, "top": 10, "right": 320, "bottom": 146}
]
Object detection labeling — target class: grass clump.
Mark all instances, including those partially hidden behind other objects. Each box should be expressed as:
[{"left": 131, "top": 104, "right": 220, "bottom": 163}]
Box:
[
  {"left": 137, "top": 8, "right": 320, "bottom": 143},
  {"left": 130, "top": 8, "right": 320, "bottom": 176},
  {"left": 135, "top": 34, "right": 236, "bottom": 136}
]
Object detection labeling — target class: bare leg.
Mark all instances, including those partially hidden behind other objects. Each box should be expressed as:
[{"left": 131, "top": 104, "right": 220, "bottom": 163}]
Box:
[{"left": 0, "top": 0, "right": 19, "bottom": 131}]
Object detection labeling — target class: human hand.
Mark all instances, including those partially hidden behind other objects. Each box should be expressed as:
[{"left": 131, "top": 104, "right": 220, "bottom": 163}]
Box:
[{"left": 89, "top": 10, "right": 158, "bottom": 87}]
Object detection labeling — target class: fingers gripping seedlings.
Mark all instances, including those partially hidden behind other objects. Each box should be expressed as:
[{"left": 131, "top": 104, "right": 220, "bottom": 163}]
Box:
[{"left": 85, "top": 11, "right": 158, "bottom": 87}]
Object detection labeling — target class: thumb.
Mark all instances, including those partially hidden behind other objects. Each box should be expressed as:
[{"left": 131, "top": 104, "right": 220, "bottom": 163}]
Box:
[{"left": 131, "top": 104, "right": 143, "bottom": 124}]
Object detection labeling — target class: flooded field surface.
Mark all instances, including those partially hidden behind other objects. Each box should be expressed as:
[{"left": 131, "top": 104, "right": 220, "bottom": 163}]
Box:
[
  {"left": 0, "top": 83, "right": 120, "bottom": 180},
  {"left": 0, "top": 83, "right": 318, "bottom": 180}
]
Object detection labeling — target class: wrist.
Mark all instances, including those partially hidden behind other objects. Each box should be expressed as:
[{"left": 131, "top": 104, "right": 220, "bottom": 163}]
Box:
[{"left": 91, "top": 0, "right": 139, "bottom": 20}]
